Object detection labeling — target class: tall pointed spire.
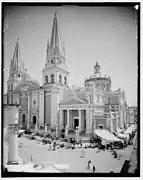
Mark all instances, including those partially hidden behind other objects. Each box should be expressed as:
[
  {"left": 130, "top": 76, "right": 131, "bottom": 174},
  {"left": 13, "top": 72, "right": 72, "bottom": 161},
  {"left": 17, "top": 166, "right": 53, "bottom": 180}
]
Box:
[
  {"left": 12, "top": 37, "right": 23, "bottom": 72},
  {"left": 46, "top": 39, "right": 49, "bottom": 58},
  {"left": 10, "top": 58, "right": 13, "bottom": 75},
  {"left": 62, "top": 42, "right": 66, "bottom": 57},
  {"left": 49, "top": 12, "right": 63, "bottom": 57}
]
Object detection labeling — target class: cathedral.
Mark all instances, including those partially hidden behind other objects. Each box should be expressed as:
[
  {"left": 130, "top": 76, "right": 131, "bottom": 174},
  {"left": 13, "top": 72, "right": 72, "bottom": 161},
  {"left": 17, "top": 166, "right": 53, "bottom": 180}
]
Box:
[{"left": 3, "top": 12, "right": 128, "bottom": 134}]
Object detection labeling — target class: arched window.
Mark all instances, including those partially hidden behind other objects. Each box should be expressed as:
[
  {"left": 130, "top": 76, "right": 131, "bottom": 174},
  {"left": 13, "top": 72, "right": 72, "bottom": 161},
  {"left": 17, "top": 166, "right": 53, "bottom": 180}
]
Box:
[
  {"left": 59, "top": 74, "right": 62, "bottom": 83},
  {"left": 45, "top": 75, "right": 48, "bottom": 84},
  {"left": 51, "top": 74, "right": 54, "bottom": 83},
  {"left": 102, "top": 84, "right": 105, "bottom": 90},
  {"left": 51, "top": 59, "right": 55, "bottom": 64},
  {"left": 64, "top": 76, "right": 67, "bottom": 84}
]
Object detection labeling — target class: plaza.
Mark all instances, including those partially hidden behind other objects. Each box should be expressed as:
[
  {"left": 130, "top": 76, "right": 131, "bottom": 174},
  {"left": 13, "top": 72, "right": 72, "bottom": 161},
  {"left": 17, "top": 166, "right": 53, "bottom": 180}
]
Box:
[{"left": 17, "top": 132, "right": 137, "bottom": 173}]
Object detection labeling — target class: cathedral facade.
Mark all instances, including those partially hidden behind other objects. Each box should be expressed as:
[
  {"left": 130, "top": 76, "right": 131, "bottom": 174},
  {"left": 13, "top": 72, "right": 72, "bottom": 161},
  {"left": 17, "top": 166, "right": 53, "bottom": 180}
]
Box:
[{"left": 3, "top": 12, "right": 128, "bottom": 134}]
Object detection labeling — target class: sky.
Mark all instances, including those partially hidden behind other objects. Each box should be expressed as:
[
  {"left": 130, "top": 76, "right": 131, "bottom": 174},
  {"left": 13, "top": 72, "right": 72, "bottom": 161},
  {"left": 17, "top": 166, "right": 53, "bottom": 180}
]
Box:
[{"left": 3, "top": 5, "right": 137, "bottom": 106}]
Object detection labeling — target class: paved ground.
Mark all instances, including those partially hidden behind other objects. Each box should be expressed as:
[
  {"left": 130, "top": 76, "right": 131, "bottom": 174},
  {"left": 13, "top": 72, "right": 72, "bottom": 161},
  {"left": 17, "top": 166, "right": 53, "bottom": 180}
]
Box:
[{"left": 18, "top": 136, "right": 135, "bottom": 173}]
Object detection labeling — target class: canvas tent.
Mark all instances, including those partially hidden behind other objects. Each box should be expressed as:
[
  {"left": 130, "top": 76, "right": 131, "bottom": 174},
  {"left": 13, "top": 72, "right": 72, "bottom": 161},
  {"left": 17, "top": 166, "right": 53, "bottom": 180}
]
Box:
[
  {"left": 124, "top": 124, "right": 136, "bottom": 134},
  {"left": 94, "top": 129, "right": 122, "bottom": 142},
  {"left": 116, "top": 126, "right": 123, "bottom": 133},
  {"left": 117, "top": 133, "right": 129, "bottom": 141}
]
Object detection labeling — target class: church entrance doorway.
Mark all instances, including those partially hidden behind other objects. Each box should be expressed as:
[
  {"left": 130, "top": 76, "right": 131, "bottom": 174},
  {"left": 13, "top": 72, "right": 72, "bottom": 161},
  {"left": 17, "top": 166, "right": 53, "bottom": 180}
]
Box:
[
  {"left": 22, "top": 114, "right": 26, "bottom": 129},
  {"left": 33, "top": 116, "right": 37, "bottom": 125},
  {"left": 22, "top": 114, "right": 26, "bottom": 124},
  {"left": 74, "top": 118, "right": 79, "bottom": 129}
]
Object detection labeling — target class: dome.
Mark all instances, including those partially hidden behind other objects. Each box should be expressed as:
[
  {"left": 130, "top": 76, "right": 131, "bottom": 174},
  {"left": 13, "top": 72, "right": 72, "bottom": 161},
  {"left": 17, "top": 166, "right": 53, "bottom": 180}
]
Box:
[{"left": 13, "top": 78, "right": 40, "bottom": 93}]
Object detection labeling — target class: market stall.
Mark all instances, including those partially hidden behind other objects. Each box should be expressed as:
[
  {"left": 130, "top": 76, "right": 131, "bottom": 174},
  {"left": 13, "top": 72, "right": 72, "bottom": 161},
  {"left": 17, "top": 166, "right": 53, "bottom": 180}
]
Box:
[
  {"left": 124, "top": 124, "right": 136, "bottom": 134},
  {"left": 94, "top": 129, "right": 122, "bottom": 143}
]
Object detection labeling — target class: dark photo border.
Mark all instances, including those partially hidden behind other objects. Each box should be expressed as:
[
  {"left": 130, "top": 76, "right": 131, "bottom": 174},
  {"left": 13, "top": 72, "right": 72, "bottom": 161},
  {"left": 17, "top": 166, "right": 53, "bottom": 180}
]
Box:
[{"left": 1, "top": 2, "right": 140, "bottom": 178}]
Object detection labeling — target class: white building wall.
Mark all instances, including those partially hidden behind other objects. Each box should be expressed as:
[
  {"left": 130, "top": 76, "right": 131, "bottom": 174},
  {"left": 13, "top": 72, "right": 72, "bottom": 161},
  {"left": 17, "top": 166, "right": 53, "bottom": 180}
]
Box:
[{"left": 51, "top": 90, "right": 59, "bottom": 127}]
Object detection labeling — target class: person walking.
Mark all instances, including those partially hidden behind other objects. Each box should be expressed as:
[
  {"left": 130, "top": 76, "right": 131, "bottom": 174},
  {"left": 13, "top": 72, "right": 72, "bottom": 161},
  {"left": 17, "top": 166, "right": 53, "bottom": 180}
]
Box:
[
  {"left": 93, "top": 165, "right": 96, "bottom": 173},
  {"left": 88, "top": 160, "right": 91, "bottom": 169}
]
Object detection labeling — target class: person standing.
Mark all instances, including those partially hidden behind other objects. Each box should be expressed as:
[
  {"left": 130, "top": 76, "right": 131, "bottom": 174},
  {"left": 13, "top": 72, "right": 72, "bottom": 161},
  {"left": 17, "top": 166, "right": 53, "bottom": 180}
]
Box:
[
  {"left": 88, "top": 160, "right": 91, "bottom": 169},
  {"left": 93, "top": 165, "right": 96, "bottom": 173}
]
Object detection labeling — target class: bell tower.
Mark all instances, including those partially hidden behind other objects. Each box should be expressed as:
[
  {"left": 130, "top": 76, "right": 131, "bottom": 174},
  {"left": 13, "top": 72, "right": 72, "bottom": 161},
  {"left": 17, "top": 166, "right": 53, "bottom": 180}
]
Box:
[
  {"left": 7, "top": 38, "right": 29, "bottom": 93},
  {"left": 43, "top": 12, "right": 70, "bottom": 127},
  {"left": 42, "top": 12, "right": 70, "bottom": 87}
]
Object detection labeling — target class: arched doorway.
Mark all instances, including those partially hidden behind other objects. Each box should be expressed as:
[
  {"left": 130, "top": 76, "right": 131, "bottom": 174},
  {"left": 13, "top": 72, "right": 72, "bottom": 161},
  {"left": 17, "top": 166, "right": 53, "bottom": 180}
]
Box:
[
  {"left": 33, "top": 116, "right": 37, "bottom": 125},
  {"left": 22, "top": 114, "right": 26, "bottom": 124}
]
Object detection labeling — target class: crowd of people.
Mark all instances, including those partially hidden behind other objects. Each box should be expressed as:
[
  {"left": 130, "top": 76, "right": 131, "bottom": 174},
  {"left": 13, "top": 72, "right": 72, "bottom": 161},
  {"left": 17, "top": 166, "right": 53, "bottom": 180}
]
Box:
[{"left": 19, "top": 126, "right": 136, "bottom": 153}]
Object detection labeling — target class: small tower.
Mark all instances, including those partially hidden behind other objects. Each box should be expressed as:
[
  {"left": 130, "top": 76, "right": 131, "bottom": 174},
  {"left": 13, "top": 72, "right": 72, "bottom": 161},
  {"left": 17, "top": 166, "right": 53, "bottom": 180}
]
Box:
[{"left": 94, "top": 61, "right": 101, "bottom": 77}]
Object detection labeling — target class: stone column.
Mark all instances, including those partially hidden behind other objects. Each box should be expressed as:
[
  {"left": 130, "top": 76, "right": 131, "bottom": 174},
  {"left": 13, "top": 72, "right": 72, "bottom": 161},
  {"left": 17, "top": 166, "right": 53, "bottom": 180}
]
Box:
[
  {"left": 78, "top": 109, "right": 81, "bottom": 131},
  {"left": 45, "top": 124, "right": 47, "bottom": 135},
  {"left": 8, "top": 131, "right": 19, "bottom": 163},
  {"left": 86, "top": 109, "right": 88, "bottom": 133},
  {"left": 116, "top": 112, "right": 119, "bottom": 132},
  {"left": 110, "top": 112, "right": 113, "bottom": 133},
  {"left": 5, "top": 106, "right": 21, "bottom": 164},
  {"left": 56, "top": 124, "right": 59, "bottom": 138},
  {"left": 120, "top": 107, "right": 124, "bottom": 129},
  {"left": 89, "top": 109, "right": 93, "bottom": 134},
  {"left": 67, "top": 109, "right": 70, "bottom": 129},
  {"left": 93, "top": 124, "right": 96, "bottom": 136},
  {"left": 59, "top": 109, "right": 63, "bottom": 129},
  {"left": 27, "top": 92, "right": 31, "bottom": 129},
  {"left": 86, "top": 108, "right": 92, "bottom": 134}
]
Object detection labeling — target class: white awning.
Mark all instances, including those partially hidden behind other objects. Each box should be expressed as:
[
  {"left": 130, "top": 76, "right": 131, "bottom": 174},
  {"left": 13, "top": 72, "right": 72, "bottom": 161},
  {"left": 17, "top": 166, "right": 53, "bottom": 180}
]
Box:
[
  {"left": 95, "top": 129, "right": 122, "bottom": 142},
  {"left": 18, "top": 130, "right": 25, "bottom": 134},
  {"left": 124, "top": 124, "right": 136, "bottom": 134},
  {"left": 116, "top": 126, "right": 122, "bottom": 133},
  {"left": 117, "top": 133, "right": 128, "bottom": 139}
]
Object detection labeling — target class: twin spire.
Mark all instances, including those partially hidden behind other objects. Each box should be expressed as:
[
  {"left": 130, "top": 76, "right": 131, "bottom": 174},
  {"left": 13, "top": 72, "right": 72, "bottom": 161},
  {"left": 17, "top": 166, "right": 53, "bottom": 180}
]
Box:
[
  {"left": 10, "top": 38, "right": 25, "bottom": 75},
  {"left": 10, "top": 12, "right": 65, "bottom": 76},
  {"left": 46, "top": 12, "right": 65, "bottom": 62}
]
